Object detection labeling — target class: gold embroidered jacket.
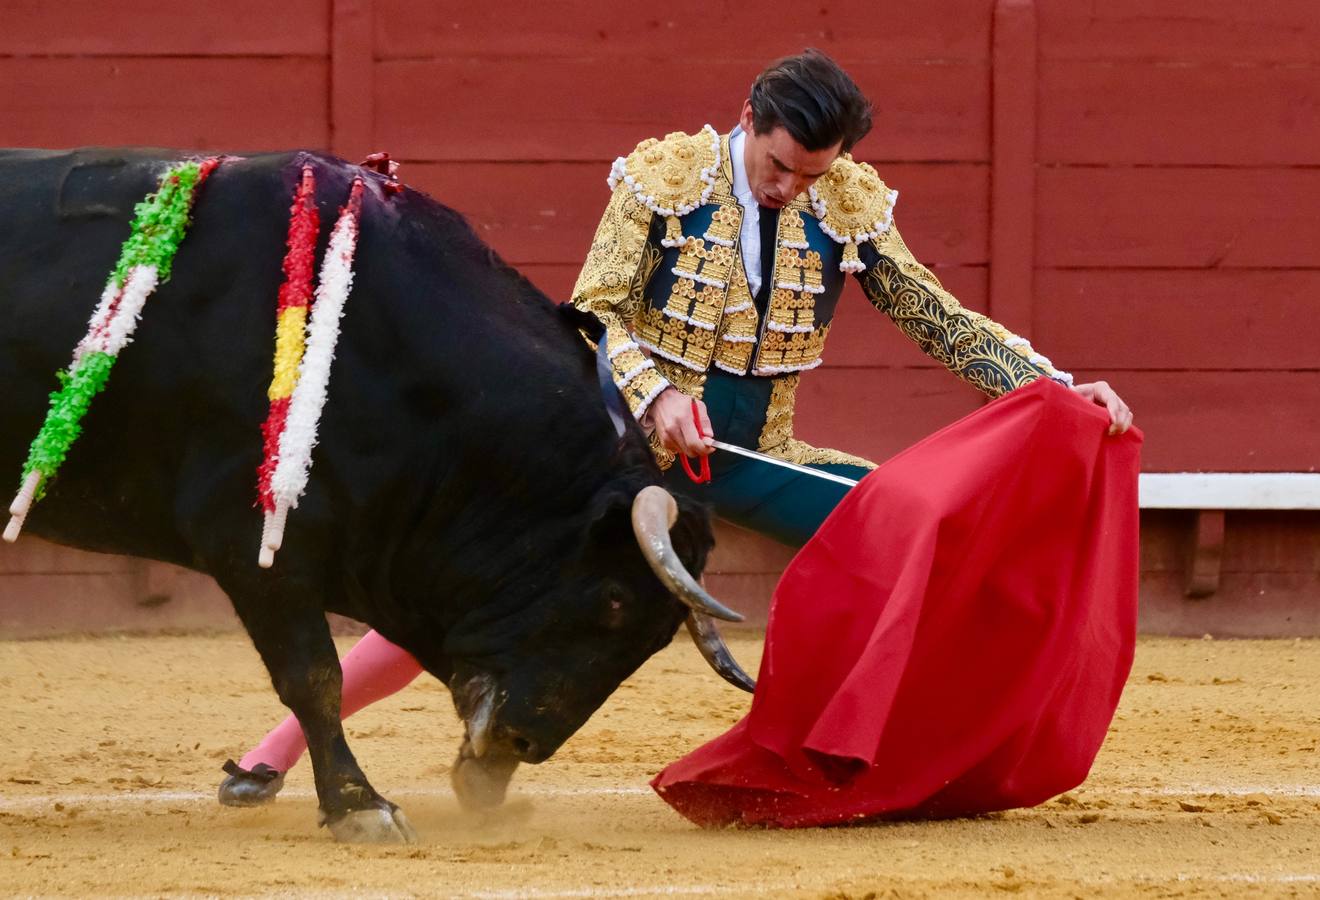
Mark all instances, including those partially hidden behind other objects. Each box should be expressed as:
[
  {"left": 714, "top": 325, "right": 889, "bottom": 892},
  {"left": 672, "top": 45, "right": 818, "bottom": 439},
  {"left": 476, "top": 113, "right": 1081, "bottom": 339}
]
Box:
[{"left": 572, "top": 126, "right": 1072, "bottom": 463}]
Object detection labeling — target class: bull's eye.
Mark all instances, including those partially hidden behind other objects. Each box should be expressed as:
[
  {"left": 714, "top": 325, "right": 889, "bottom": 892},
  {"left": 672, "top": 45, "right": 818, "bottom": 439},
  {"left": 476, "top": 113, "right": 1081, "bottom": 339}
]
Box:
[{"left": 602, "top": 584, "right": 628, "bottom": 628}]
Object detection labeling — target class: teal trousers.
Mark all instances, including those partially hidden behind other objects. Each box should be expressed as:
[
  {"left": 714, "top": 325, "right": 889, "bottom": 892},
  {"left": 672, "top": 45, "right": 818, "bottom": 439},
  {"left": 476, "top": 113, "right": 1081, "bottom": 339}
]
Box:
[{"left": 661, "top": 371, "right": 873, "bottom": 549}]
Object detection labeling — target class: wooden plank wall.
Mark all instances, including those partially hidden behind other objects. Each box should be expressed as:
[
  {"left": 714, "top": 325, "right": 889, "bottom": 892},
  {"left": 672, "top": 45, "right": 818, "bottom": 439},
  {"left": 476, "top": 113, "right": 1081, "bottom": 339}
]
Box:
[
  {"left": 366, "top": 0, "right": 1320, "bottom": 473},
  {"left": 0, "top": 1, "right": 333, "bottom": 632},
  {"left": 1, "top": 1, "right": 1316, "bottom": 633},
  {"left": 1030, "top": 1, "right": 1320, "bottom": 473},
  {"left": 4, "top": 1, "right": 1313, "bottom": 469}
]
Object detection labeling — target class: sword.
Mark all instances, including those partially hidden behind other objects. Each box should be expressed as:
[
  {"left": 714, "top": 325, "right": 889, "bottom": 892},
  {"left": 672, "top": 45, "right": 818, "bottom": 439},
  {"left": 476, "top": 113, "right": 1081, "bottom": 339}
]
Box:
[
  {"left": 599, "top": 378, "right": 862, "bottom": 489},
  {"left": 709, "top": 440, "right": 861, "bottom": 487}
]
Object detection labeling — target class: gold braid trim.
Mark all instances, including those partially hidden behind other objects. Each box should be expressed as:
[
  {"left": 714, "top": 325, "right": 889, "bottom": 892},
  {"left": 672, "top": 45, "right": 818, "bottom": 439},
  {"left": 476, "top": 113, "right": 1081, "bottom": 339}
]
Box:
[
  {"left": 647, "top": 429, "right": 676, "bottom": 471},
  {"left": 757, "top": 374, "right": 877, "bottom": 469},
  {"left": 653, "top": 357, "right": 708, "bottom": 400},
  {"left": 642, "top": 233, "right": 734, "bottom": 371},
  {"left": 809, "top": 155, "right": 898, "bottom": 272},
  {"left": 749, "top": 204, "right": 830, "bottom": 375},
  {"left": 573, "top": 184, "right": 670, "bottom": 416},
  {"left": 862, "top": 225, "right": 1054, "bottom": 398},
  {"left": 609, "top": 126, "right": 722, "bottom": 244},
  {"left": 574, "top": 183, "right": 654, "bottom": 322},
  {"left": 711, "top": 258, "right": 757, "bottom": 374}
]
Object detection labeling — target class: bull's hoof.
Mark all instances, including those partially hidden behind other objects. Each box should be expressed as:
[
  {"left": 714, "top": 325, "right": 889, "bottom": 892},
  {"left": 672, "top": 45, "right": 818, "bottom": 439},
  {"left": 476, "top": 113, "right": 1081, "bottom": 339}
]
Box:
[
  {"left": 323, "top": 804, "right": 418, "bottom": 844},
  {"left": 451, "top": 747, "right": 520, "bottom": 812},
  {"left": 217, "top": 759, "right": 285, "bottom": 807}
]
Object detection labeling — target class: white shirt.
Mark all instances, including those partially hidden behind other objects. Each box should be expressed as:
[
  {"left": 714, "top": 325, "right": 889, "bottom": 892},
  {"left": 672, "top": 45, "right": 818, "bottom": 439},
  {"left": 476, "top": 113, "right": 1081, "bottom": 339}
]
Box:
[{"left": 728, "top": 127, "right": 766, "bottom": 297}]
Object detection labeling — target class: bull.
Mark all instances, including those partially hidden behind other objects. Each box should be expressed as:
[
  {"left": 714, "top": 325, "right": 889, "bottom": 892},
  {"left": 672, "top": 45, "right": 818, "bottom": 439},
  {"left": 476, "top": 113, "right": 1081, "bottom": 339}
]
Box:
[{"left": 0, "top": 148, "right": 751, "bottom": 843}]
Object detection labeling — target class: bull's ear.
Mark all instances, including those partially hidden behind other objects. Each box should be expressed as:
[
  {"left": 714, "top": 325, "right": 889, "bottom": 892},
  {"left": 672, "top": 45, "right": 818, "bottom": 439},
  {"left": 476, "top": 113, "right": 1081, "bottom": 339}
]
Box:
[
  {"left": 584, "top": 489, "right": 632, "bottom": 550},
  {"left": 557, "top": 302, "right": 606, "bottom": 342}
]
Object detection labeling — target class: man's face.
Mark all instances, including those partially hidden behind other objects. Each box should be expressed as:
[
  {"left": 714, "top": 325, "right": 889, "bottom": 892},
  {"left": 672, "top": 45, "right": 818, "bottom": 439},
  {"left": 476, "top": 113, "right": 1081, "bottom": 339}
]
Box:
[{"left": 738, "top": 99, "right": 843, "bottom": 209}]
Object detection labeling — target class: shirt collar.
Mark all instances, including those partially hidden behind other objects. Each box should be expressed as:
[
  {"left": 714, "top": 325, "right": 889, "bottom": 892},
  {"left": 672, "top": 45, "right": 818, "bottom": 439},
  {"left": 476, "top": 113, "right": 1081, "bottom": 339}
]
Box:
[{"left": 728, "top": 125, "right": 754, "bottom": 205}]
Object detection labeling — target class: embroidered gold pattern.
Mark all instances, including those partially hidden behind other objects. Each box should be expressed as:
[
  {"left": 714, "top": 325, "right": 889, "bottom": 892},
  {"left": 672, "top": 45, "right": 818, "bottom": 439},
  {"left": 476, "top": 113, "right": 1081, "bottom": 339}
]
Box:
[
  {"left": 659, "top": 276, "right": 725, "bottom": 332},
  {"left": 671, "top": 236, "right": 735, "bottom": 289},
  {"left": 573, "top": 187, "right": 652, "bottom": 319},
  {"left": 810, "top": 155, "right": 898, "bottom": 273},
  {"left": 631, "top": 189, "right": 745, "bottom": 374},
  {"left": 634, "top": 301, "right": 720, "bottom": 372},
  {"left": 711, "top": 262, "right": 757, "bottom": 374},
  {"left": 673, "top": 246, "right": 700, "bottom": 276},
  {"left": 704, "top": 203, "right": 740, "bottom": 247},
  {"left": 755, "top": 323, "right": 832, "bottom": 374},
  {"left": 778, "top": 207, "right": 809, "bottom": 249},
  {"left": 689, "top": 283, "right": 724, "bottom": 329},
  {"left": 863, "top": 226, "right": 1051, "bottom": 398},
  {"left": 622, "top": 365, "right": 669, "bottom": 413},
  {"left": 609, "top": 126, "right": 722, "bottom": 248},
  {"left": 625, "top": 241, "right": 664, "bottom": 320},
  {"left": 648, "top": 430, "right": 676, "bottom": 471},
  {"left": 776, "top": 247, "right": 803, "bottom": 289},
  {"left": 654, "top": 357, "right": 708, "bottom": 399},
  {"left": 802, "top": 251, "right": 824, "bottom": 294},
  {"left": 572, "top": 185, "right": 669, "bottom": 417},
  {"left": 750, "top": 203, "right": 830, "bottom": 374},
  {"left": 757, "top": 374, "right": 877, "bottom": 469},
  {"left": 766, "top": 250, "right": 823, "bottom": 332}
]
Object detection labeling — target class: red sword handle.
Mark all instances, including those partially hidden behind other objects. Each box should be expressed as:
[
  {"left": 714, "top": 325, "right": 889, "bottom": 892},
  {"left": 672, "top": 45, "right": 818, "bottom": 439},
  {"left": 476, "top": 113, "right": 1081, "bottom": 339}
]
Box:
[{"left": 679, "top": 399, "right": 712, "bottom": 484}]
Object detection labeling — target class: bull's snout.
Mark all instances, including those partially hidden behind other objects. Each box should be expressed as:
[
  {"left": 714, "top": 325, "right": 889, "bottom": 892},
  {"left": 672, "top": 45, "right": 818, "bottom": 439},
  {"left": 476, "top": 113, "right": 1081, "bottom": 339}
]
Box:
[
  {"left": 495, "top": 725, "right": 552, "bottom": 764},
  {"left": 455, "top": 672, "right": 560, "bottom": 764}
]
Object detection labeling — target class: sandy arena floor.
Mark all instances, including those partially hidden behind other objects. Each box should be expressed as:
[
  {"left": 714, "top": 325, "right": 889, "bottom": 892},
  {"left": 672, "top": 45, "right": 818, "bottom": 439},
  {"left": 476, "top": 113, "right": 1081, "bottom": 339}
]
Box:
[{"left": 0, "top": 631, "right": 1317, "bottom": 898}]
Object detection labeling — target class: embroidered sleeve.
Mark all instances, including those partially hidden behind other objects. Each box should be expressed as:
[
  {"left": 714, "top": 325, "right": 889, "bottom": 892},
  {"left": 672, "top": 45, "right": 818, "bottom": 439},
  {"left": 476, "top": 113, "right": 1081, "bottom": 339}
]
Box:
[
  {"left": 858, "top": 223, "right": 1074, "bottom": 398},
  {"left": 571, "top": 183, "right": 671, "bottom": 418}
]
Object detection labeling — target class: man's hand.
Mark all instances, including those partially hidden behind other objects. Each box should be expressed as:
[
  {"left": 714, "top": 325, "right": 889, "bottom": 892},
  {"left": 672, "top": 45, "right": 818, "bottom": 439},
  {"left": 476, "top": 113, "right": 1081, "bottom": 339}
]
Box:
[
  {"left": 648, "top": 386, "right": 716, "bottom": 457},
  {"left": 1073, "top": 381, "right": 1133, "bottom": 435}
]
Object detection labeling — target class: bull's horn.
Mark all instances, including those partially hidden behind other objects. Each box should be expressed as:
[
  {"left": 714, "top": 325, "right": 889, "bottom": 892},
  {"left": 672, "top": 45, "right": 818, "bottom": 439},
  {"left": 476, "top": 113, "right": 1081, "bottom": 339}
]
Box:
[
  {"left": 630, "top": 486, "right": 743, "bottom": 623},
  {"left": 686, "top": 612, "right": 755, "bottom": 693},
  {"left": 465, "top": 676, "right": 498, "bottom": 759}
]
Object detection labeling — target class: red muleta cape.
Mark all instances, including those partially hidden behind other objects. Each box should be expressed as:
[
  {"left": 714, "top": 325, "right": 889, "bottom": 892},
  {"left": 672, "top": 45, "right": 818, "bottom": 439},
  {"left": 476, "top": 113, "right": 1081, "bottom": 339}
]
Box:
[{"left": 653, "top": 378, "right": 1143, "bottom": 827}]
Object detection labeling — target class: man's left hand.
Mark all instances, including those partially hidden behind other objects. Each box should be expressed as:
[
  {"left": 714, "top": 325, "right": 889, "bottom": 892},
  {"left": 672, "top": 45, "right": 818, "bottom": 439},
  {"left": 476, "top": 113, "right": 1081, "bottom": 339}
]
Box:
[{"left": 1072, "top": 381, "right": 1133, "bottom": 435}]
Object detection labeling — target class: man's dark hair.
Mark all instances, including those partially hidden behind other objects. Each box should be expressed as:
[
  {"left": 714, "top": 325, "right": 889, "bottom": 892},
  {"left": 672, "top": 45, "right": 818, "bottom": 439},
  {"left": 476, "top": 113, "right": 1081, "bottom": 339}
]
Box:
[{"left": 748, "top": 49, "right": 873, "bottom": 153}]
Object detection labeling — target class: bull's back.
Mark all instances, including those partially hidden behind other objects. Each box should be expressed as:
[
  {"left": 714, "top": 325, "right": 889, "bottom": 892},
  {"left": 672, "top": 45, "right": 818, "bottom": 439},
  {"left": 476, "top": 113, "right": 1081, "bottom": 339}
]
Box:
[
  {"left": 0, "top": 146, "right": 590, "bottom": 425},
  {"left": 0, "top": 149, "right": 182, "bottom": 384},
  {"left": 0, "top": 147, "right": 611, "bottom": 574},
  {"left": 0, "top": 149, "right": 306, "bottom": 562},
  {"left": 0, "top": 147, "right": 292, "bottom": 390}
]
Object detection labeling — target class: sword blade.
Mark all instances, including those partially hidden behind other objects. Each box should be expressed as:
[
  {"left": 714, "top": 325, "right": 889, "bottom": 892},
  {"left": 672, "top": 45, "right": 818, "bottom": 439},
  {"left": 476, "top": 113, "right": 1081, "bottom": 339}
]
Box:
[{"left": 710, "top": 440, "right": 861, "bottom": 487}]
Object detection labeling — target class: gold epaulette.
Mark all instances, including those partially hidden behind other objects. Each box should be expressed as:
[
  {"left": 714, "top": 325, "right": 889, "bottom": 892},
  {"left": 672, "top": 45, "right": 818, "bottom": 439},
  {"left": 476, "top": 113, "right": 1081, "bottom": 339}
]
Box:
[
  {"left": 808, "top": 154, "right": 899, "bottom": 273},
  {"left": 607, "top": 125, "right": 722, "bottom": 247}
]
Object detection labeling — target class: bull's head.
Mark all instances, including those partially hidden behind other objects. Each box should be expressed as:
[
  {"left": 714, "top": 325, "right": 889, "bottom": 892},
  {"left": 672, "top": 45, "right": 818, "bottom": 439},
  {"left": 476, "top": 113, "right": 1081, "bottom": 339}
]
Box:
[{"left": 447, "top": 485, "right": 753, "bottom": 811}]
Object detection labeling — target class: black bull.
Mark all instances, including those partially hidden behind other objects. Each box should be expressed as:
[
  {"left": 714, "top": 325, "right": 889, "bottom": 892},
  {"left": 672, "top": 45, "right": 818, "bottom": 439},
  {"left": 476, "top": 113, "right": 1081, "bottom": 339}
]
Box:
[{"left": 0, "top": 149, "right": 750, "bottom": 842}]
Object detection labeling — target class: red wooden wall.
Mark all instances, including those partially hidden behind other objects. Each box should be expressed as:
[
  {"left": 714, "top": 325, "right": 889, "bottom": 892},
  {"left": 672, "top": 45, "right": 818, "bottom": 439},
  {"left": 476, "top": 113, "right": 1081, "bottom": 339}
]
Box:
[
  {"left": 3, "top": 0, "right": 1316, "bottom": 472},
  {"left": 1, "top": 2, "right": 1317, "bottom": 635}
]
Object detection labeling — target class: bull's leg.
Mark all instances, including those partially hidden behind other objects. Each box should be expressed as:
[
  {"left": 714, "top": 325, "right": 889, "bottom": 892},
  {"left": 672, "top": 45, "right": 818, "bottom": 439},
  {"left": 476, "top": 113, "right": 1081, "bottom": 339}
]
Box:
[{"left": 222, "top": 583, "right": 416, "bottom": 844}]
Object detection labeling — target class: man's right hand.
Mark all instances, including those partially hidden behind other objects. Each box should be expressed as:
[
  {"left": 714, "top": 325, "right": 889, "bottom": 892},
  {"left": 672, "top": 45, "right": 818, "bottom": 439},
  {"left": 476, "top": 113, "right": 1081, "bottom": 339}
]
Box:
[{"left": 649, "top": 386, "right": 716, "bottom": 457}]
